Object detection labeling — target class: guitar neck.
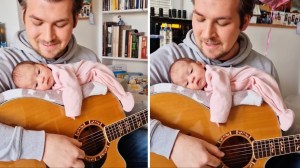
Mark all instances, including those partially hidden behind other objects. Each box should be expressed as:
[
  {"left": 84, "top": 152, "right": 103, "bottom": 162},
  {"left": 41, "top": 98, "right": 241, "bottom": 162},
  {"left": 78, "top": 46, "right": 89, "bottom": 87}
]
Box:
[
  {"left": 254, "top": 134, "right": 300, "bottom": 159},
  {"left": 104, "top": 109, "right": 148, "bottom": 141}
]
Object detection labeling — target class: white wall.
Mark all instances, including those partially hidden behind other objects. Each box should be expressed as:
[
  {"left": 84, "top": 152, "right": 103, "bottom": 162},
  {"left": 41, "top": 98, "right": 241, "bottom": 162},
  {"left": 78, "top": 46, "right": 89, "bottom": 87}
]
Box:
[
  {"left": 245, "top": 26, "right": 300, "bottom": 98},
  {"left": 171, "top": 0, "right": 193, "bottom": 19},
  {"left": 73, "top": 0, "right": 100, "bottom": 56},
  {"left": 0, "top": 0, "right": 22, "bottom": 46}
]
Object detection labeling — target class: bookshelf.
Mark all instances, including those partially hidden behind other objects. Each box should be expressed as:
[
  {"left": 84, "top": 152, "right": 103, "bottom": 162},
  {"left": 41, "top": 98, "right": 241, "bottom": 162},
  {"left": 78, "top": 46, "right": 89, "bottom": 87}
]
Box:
[{"left": 99, "top": 2, "right": 148, "bottom": 75}]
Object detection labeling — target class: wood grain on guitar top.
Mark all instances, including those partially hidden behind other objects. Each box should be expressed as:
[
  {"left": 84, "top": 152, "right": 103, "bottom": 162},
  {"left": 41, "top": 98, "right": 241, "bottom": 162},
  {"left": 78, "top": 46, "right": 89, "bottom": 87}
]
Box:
[
  {"left": 0, "top": 93, "right": 128, "bottom": 167},
  {"left": 150, "top": 93, "right": 281, "bottom": 168}
]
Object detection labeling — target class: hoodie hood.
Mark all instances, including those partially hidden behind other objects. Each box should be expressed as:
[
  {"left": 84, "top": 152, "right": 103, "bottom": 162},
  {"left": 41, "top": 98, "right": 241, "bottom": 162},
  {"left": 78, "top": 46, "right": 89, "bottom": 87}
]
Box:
[
  {"left": 11, "top": 30, "right": 78, "bottom": 64},
  {"left": 182, "top": 30, "right": 253, "bottom": 67}
]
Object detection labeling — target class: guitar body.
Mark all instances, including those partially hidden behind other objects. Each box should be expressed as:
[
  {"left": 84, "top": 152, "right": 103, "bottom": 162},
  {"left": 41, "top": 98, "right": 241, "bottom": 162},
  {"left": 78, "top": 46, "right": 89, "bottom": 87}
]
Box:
[
  {"left": 0, "top": 93, "right": 125, "bottom": 167},
  {"left": 150, "top": 93, "right": 281, "bottom": 168}
]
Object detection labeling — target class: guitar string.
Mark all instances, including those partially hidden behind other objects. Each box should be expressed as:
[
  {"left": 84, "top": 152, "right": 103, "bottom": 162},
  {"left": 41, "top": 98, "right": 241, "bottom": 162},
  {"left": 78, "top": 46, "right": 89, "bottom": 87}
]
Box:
[
  {"left": 221, "top": 153, "right": 253, "bottom": 164},
  {"left": 80, "top": 130, "right": 297, "bottom": 156},
  {"left": 79, "top": 116, "right": 148, "bottom": 151},
  {"left": 78, "top": 114, "right": 147, "bottom": 143},
  {"left": 81, "top": 115, "right": 148, "bottom": 152},
  {"left": 219, "top": 143, "right": 300, "bottom": 156},
  {"left": 80, "top": 117, "right": 148, "bottom": 152},
  {"left": 81, "top": 120, "right": 148, "bottom": 153},
  {"left": 218, "top": 142, "right": 300, "bottom": 160},
  {"left": 77, "top": 112, "right": 147, "bottom": 142},
  {"left": 219, "top": 137, "right": 300, "bottom": 150},
  {"left": 220, "top": 146, "right": 295, "bottom": 164}
]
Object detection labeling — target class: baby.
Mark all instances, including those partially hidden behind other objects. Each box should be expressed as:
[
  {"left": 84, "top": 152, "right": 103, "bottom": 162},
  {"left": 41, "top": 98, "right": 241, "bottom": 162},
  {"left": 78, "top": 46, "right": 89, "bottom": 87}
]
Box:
[
  {"left": 12, "top": 60, "right": 134, "bottom": 118},
  {"left": 169, "top": 58, "right": 294, "bottom": 131}
]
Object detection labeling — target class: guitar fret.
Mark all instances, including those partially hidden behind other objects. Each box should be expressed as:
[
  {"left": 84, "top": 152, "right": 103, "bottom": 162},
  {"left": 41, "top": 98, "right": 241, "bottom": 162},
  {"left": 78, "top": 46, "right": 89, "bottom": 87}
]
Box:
[
  {"left": 264, "top": 139, "right": 269, "bottom": 157},
  {"left": 279, "top": 138, "right": 285, "bottom": 154},
  {"left": 269, "top": 138, "right": 276, "bottom": 156},
  {"left": 105, "top": 109, "right": 148, "bottom": 141},
  {"left": 293, "top": 135, "right": 300, "bottom": 152},
  {"left": 253, "top": 141, "right": 259, "bottom": 158},
  {"left": 260, "top": 140, "right": 264, "bottom": 157},
  {"left": 285, "top": 136, "right": 290, "bottom": 153},
  {"left": 274, "top": 138, "right": 279, "bottom": 155}
]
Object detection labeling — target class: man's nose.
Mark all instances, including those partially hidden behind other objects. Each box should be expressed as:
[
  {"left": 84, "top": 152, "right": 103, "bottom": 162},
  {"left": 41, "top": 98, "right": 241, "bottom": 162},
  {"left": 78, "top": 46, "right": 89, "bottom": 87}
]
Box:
[
  {"left": 44, "top": 26, "right": 56, "bottom": 42},
  {"left": 202, "top": 22, "right": 216, "bottom": 39}
]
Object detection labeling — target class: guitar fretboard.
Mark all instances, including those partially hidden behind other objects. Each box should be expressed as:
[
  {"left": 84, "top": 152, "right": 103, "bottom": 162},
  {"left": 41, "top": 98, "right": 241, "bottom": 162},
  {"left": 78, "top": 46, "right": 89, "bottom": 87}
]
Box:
[
  {"left": 104, "top": 109, "right": 148, "bottom": 141},
  {"left": 254, "top": 134, "right": 300, "bottom": 158}
]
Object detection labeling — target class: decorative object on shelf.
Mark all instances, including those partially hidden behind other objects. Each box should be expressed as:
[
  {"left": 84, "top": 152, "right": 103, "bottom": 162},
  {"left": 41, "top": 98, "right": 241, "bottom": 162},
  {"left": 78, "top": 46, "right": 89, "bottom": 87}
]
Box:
[
  {"left": 254, "top": 1, "right": 299, "bottom": 27},
  {"left": 79, "top": 0, "right": 92, "bottom": 19},
  {"left": 291, "top": 0, "right": 300, "bottom": 13},
  {"left": 0, "top": 22, "right": 7, "bottom": 48},
  {"left": 118, "top": 15, "right": 125, "bottom": 25}
]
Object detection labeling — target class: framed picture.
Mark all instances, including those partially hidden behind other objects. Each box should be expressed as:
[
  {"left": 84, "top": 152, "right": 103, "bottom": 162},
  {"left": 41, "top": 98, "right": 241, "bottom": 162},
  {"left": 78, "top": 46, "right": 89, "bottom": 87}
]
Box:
[{"left": 79, "top": 0, "right": 92, "bottom": 19}]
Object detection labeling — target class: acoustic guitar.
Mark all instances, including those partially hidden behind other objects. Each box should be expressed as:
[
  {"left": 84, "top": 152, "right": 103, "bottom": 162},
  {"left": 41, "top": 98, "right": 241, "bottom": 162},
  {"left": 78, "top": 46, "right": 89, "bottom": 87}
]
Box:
[
  {"left": 0, "top": 93, "right": 147, "bottom": 168},
  {"left": 150, "top": 93, "right": 300, "bottom": 168}
]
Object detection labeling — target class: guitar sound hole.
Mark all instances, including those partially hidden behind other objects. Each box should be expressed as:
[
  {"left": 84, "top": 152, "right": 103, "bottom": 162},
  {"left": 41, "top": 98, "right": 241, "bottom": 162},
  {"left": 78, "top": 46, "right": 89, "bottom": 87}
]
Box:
[
  {"left": 220, "top": 136, "right": 253, "bottom": 168},
  {"left": 79, "top": 125, "right": 106, "bottom": 156}
]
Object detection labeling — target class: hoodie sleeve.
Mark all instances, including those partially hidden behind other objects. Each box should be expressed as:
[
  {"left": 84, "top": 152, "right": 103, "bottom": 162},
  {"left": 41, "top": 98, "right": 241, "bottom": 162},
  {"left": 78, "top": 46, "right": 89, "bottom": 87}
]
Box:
[
  {"left": 150, "top": 119, "right": 179, "bottom": 159},
  {"left": 0, "top": 123, "right": 45, "bottom": 161}
]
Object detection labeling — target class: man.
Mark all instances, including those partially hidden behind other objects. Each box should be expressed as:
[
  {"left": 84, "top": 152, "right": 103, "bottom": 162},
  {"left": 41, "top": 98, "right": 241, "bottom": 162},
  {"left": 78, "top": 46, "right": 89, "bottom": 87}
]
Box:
[
  {"left": 150, "top": 0, "right": 300, "bottom": 167},
  {"left": 0, "top": 0, "right": 147, "bottom": 167}
]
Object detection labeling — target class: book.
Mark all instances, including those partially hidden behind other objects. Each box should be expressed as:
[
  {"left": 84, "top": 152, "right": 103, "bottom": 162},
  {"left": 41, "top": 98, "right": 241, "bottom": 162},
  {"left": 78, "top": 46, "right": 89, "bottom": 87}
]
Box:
[
  {"left": 119, "top": 25, "right": 132, "bottom": 57},
  {"left": 103, "top": 22, "right": 117, "bottom": 56},
  {"left": 140, "top": 36, "right": 147, "bottom": 59},
  {"left": 124, "top": 29, "right": 138, "bottom": 57},
  {"left": 131, "top": 33, "right": 139, "bottom": 58},
  {"left": 111, "top": 25, "right": 120, "bottom": 57}
]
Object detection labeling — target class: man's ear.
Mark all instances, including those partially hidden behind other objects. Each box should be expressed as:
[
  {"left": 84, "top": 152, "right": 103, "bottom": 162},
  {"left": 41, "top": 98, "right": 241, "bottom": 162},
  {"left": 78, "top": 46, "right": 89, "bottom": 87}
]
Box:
[
  {"left": 22, "top": 8, "right": 26, "bottom": 24},
  {"left": 241, "top": 15, "right": 251, "bottom": 31},
  {"left": 73, "top": 14, "right": 79, "bottom": 28}
]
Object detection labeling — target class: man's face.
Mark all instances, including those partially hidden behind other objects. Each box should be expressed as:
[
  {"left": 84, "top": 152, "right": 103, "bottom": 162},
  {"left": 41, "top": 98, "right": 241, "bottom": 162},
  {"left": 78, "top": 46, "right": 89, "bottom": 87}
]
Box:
[
  {"left": 23, "top": 0, "right": 75, "bottom": 59},
  {"left": 192, "top": 0, "right": 248, "bottom": 61}
]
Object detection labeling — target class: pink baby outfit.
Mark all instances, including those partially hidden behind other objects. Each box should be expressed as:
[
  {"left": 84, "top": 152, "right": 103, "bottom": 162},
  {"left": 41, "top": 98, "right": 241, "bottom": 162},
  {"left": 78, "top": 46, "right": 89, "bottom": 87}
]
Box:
[
  {"left": 47, "top": 60, "right": 134, "bottom": 118},
  {"left": 204, "top": 65, "right": 294, "bottom": 131}
]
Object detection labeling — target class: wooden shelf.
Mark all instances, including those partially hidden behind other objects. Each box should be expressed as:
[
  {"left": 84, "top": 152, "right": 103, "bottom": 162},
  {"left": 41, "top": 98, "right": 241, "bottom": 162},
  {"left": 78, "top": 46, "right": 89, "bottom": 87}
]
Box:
[
  {"left": 103, "top": 9, "right": 148, "bottom": 14},
  {"left": 150, "top": 16, "right": 192, "bottom": 24},
  {"left": 102, "top": 57, "right": 148, "bottom": 62},
  {"left": 249, "top": 23, "right": 296, "bottom": 29}
]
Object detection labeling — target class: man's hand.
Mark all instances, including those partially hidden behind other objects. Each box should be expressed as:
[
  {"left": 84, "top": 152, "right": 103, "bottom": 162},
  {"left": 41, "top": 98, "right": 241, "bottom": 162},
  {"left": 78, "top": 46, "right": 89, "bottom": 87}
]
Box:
[
  {"left": 42, "top": 133, "right": 85, "bottom": 168},
  {"left": 170, "top": 133, "right": 224, "bottom": 168}
]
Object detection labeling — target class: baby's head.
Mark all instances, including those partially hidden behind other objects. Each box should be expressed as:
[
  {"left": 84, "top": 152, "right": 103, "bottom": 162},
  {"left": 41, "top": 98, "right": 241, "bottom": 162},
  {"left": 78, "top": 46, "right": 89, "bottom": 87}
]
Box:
[
  {"left": 169, "top": 58, "right": 207, "bottom": 90},
  {"left": 12, "top": 61, "right": 54, "bottom": 90}
]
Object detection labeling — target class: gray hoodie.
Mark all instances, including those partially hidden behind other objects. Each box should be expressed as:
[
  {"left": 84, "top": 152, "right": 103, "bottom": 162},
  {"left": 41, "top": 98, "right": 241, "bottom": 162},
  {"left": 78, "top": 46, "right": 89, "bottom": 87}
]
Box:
[
  {"left": 0, "top": 30, "right": 99, "bottom": 161},
  {"left": 150, "top": 30, "right": 279, "bottom": 158}
]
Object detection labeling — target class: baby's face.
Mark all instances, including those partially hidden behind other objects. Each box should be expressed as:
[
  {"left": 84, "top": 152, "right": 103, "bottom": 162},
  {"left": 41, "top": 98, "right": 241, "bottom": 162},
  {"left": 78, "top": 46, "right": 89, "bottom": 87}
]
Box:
[
  {"left": 171, "top": 60, "right": 207, "bottom": 90},
  {"left": 17, "top": 64, "right": 54, "bottom": 90}
]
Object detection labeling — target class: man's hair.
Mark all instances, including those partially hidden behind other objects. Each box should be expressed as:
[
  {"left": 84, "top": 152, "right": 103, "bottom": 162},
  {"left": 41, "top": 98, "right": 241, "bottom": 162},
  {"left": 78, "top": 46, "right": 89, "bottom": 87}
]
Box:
[
  {"left": 18, "top": 0, "right": 84, "bottom": 27},
  {"left": 12, "top": 61, "right": 38, "bottom": 88},
  {"left": 191, "top": 0, "right": 255, "bottom": 29}
]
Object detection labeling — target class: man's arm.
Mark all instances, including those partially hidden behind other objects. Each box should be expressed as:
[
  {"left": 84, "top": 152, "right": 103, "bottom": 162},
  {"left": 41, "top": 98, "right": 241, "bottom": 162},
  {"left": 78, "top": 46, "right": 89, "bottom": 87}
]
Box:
[{"left": 0, "top": 123, "right": 44, "bottom": 161}]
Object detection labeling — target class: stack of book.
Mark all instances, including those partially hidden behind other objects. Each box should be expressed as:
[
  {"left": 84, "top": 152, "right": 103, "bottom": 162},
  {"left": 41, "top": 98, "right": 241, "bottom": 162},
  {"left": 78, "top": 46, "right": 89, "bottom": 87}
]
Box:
[
  {"left": 103, "top": 0, "right": 148, "bottom": 11},
  {"left": 103, "top": 22, "right": 148, "bottom": 59}
]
